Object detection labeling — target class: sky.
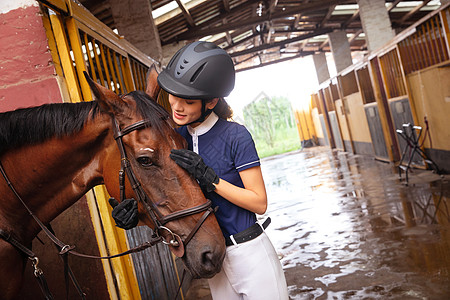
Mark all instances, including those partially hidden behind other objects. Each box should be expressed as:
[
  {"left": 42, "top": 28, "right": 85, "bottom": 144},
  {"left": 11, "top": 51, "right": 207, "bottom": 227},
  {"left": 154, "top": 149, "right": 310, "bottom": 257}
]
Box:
[{"left": 226, "top": 55, "right": 325, "bottom": 119}]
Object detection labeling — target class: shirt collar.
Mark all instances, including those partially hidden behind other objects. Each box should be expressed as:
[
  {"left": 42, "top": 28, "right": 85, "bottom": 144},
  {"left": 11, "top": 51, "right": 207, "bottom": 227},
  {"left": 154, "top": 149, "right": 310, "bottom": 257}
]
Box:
[{"left": 187, "top": 112, "right": 219, "bottom": 136}]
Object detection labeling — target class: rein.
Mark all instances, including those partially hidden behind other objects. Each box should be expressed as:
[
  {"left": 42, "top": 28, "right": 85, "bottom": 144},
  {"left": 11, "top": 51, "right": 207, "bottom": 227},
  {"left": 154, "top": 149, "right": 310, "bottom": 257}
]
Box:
[{"left": 0, "top": 116, "right": 217, "bottom": 299}]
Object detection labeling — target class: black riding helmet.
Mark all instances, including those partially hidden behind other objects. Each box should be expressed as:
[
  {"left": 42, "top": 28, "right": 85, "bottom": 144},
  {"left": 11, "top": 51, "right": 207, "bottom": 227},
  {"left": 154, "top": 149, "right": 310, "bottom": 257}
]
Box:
[
  {"left": 158, "top": 41, "right": 235, "bottom": 100},
  {"left": 158, "top": 41, "right": 235, "bottom": 124}
]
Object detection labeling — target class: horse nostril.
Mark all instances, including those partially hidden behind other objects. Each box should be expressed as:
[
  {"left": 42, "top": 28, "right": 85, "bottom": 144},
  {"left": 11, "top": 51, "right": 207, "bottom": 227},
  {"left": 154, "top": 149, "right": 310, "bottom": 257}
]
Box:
[
  {"left": 197, "top": 247, "right": 224, "bottom": 278},
  {"left": 202, "top": 250, "right": 214, "bottom": 266}
]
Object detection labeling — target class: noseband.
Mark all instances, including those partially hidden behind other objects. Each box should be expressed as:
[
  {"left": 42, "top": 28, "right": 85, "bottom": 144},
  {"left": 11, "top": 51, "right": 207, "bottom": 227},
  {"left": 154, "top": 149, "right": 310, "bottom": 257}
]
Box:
[{"left": 112, "top": 117, "right": 216, "bottom": 251}]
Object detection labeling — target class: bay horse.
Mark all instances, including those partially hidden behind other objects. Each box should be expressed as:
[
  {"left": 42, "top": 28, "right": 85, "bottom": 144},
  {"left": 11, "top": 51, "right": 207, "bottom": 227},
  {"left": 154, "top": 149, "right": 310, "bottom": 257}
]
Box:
[{"left": 0, "top": 68, "right": 225, "bottom": 299}]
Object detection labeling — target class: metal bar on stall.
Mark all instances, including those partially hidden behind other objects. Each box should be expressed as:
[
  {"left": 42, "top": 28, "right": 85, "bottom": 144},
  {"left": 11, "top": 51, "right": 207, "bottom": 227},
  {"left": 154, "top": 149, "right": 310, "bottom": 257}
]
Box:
[
  {"left": 439, "top": 7, "right": 450, "bottom": 57},
  {"left": 136, "top": 61, "right": 144, "bottom": 91},
  {"left": 425, "top": 21, "right": 437, "bottom": 65},
  {"left": 49, "top": 11, "right": 82, "bottom": 102},
  {"left": 437, "top": 10, "right": 450, "bottom": 61},
  {"left": 83, "top": 33, "right": 98, "bottom": 82},
  {"left": 92, "top": 40, "right": 106, "bottom": 86},
  {"left": 99, "top": 45, "right": 112, "bottom": 89},
  {"left": 66, "top": 18, "right": 92, "bottom": 101},
  {"left": 119, "top": 56, "right": 131, "bottom": 93},
  {"left": 430, "top": 15, "right": 444, "bottom": 63},
  {"left": 112, "top": 52, "right": 125, "bottom": 95},
  {"left": 106, "top": 48, "right": 119, "bottom": 93},
  {"left": 411, "top": 34, "right": 422, "bottom": 70}
]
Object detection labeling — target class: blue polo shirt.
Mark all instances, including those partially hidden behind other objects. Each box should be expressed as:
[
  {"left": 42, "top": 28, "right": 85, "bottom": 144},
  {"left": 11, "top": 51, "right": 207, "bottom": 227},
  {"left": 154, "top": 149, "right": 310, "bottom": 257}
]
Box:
[{"left": 176, "top": 113, "right": 260, "bottom": 237}]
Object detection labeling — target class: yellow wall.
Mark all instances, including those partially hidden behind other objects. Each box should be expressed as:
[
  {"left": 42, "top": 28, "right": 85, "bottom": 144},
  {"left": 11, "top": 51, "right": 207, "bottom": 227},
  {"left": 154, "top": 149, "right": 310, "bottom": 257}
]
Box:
[
  {"left": 335, "top": 99, "right": 351, "bottom": 142},
  {"left": 344, "top": 92, "right": 372, "bottom": 143},
  {"left": 311, "top": 108, "right": 324, "bottom": 139},
  {"left": 293, "top": 100, "right": 317, "bottom": 142},
  {"left": 407, "top": 65, "right": 450, "bottom": 151}
]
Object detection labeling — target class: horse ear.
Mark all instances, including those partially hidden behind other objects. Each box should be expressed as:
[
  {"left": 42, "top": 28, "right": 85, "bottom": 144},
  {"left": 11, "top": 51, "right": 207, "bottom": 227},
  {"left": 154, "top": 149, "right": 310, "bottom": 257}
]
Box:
[
  {"left": 145, "top": 64, "right": 161, "bottom": 101},
  {"left": 83, "top": 71, "right": 123, "bottom": 114}
]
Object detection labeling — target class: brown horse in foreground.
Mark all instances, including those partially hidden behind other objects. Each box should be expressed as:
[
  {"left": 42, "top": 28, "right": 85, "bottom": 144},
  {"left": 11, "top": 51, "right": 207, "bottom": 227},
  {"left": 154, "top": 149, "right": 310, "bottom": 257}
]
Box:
[{"left": 0, "top": 69, "right": 225, "bottom": 299}]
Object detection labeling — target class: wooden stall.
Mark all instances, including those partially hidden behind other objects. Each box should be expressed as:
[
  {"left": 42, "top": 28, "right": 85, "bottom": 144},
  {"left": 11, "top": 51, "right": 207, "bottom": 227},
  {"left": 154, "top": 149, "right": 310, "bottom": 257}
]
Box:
[{"left": 308, "top": 3, "right": 450, "bottom": 173}]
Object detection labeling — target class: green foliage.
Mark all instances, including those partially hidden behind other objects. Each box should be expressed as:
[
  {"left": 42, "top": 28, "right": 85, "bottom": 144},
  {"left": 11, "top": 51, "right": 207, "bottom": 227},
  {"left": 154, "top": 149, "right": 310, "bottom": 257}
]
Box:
[{"left": 243, "top": 94, "right": 301, "bottom": 158}]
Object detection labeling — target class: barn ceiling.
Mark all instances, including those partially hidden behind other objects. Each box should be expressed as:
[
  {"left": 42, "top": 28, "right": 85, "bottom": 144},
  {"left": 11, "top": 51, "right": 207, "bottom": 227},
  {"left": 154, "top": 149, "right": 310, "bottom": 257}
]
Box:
[{"left": 78, "top": 0, "right": 442, "bottom": 71}]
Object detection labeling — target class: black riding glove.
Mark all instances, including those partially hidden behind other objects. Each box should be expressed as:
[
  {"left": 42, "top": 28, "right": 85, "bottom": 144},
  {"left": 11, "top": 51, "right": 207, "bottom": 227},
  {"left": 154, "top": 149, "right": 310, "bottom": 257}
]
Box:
[
  {"left": 170, "top": 149, "right": 219, "bottom": 193},
  {"left": 109, "top": 198, "right": 139, "bottom": 230}
]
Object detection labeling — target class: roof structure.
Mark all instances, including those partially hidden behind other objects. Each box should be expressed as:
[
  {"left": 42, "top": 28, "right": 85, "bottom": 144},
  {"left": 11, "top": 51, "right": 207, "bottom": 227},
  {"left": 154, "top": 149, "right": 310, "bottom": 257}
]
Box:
[{"left": 78, "top": 0, "right": 442, "bottom": 71}]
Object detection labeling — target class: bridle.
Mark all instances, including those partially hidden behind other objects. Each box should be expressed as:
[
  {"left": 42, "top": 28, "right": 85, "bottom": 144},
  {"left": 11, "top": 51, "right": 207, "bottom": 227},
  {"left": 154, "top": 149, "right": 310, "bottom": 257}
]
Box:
[
  {"left": 0, "top": 115, "right": 218, "bottom": 299},
  {"left": 111, "top": 116, "right": 217, "bottom": 253}
]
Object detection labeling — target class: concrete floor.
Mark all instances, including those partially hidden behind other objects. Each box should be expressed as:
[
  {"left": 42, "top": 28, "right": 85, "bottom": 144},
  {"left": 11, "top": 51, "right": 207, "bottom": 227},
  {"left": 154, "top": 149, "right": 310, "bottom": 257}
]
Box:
[{"left": 185, "top": 147, "right": 450, "bottom": 300}]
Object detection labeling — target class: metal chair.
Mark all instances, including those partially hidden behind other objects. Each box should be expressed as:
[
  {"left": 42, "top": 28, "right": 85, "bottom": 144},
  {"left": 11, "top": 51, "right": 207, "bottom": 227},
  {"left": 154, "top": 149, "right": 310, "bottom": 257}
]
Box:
[{"left": 396, "top": 123, "right": 441, "bottom": 185}]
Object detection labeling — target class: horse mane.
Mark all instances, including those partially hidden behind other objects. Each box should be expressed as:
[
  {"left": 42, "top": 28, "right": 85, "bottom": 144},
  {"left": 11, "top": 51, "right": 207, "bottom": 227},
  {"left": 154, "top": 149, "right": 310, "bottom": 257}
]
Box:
[
  {"left": 0, "top": 91, "right": 173, "bottom": 155},
  {"left": 127, "top": 90, "right": 174, "bottom": 133}
]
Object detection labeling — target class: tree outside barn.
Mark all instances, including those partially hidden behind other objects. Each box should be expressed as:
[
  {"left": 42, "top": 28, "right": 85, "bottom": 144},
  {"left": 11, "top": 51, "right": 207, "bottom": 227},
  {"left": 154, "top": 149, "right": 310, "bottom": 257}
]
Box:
[{"left": 243, "top": 92, "right": 301, "bottom": 158}]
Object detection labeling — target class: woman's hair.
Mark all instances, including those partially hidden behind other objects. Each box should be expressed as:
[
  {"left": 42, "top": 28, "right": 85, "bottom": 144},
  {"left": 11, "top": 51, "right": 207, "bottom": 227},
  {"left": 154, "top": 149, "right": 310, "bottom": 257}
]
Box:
[{"left": 211, "top": 98, "right": 233, "bottom": 120}]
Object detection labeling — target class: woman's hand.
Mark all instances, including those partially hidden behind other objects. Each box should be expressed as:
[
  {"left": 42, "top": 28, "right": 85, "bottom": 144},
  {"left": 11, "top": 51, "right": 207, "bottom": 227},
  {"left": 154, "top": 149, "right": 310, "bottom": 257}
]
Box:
[
  {"left": 109, "top": 198, "right": 139, "bottom": 230},
  {"left": 170, "top": 149, "right": 219, "bottom": 192}
]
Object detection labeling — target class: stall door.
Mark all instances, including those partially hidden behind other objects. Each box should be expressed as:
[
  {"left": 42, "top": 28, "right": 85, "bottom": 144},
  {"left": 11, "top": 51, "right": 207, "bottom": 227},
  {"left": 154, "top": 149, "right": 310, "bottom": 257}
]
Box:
[{"left": 365, "top": 104, "right": 389, "bottom": 160}]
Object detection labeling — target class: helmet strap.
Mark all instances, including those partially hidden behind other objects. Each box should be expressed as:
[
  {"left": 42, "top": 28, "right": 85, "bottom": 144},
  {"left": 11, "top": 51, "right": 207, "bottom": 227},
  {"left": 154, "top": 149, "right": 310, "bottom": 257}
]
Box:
[{"left": 185, "top": 100, "right": 213, "bottom": 126}]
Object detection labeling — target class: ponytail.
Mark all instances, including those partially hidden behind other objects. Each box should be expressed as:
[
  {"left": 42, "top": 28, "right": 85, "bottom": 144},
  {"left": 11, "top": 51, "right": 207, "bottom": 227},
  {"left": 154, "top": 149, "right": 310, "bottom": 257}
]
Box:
[{"left": 212, "top": 98, "right": 233, "bottom": 120}]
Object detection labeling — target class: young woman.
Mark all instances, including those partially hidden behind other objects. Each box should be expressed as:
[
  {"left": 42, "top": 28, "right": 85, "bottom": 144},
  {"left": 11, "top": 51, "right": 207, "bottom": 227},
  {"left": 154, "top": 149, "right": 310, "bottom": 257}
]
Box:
[{"left": 111, "top": 41, "right": 288, "bottom": 300}]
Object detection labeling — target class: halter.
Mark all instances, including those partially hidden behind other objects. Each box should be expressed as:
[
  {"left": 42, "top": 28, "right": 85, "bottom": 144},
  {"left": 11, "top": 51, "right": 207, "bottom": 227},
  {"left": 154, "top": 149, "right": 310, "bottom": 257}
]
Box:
[{"left": 111, "top": 117, "right": 217, "bottom": 251}]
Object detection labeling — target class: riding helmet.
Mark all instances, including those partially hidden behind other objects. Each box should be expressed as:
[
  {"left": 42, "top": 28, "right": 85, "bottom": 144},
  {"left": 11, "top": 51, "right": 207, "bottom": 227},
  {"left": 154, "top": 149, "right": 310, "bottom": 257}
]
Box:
[{"left": 157, "top": 41, "right": 235, "bottom": 100}]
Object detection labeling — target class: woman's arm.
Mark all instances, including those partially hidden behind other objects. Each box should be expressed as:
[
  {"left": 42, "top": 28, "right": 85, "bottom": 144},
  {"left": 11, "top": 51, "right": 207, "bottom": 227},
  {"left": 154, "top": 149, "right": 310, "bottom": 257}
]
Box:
[
  {"left": 213, "top": 166, "right": 267, "bottom": 215},
  {"left": 170, "top": 149, "right": 267, "bottom": 214}
]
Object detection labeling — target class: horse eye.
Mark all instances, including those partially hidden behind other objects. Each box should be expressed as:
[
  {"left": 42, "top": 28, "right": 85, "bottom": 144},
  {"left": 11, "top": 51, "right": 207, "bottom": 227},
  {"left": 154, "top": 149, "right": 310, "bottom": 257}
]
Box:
[{"left": 137, "top": 156, "right": 153, "bottom": 167}]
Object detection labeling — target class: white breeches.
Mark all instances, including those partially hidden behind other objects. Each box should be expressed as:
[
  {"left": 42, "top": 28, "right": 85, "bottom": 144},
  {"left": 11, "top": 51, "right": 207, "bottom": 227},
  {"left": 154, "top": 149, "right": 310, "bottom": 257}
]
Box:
[{"left": 208, "top": 232, "right": 288, "bottom": 300}]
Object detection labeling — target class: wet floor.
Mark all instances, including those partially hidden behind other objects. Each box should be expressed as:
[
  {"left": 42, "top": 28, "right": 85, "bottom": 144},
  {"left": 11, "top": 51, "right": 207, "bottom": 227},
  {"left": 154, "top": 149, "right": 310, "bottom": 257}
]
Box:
[{"left": 185, "top": 147, "right": 450, "bottom": 300}]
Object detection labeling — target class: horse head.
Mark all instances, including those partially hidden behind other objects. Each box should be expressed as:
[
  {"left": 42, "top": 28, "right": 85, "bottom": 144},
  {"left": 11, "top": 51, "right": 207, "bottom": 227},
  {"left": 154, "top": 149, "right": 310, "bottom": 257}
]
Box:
[{"left": 84, "top": 67, "right": 225, "bottom": 278}]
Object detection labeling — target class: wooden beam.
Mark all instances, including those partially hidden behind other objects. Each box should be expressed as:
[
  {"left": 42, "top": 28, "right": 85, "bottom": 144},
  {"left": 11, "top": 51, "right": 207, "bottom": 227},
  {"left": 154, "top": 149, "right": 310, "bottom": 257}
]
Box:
[
  {"left": 387, "top": 0, "right": 402, "bottom": 12},
  {"left": 222, "top": 0, "right": 230, "bottom": 12},
  {"left": 173, "top": 0, "right": 260, "bottom": 34},
  {"left": 320, "top": 5, "right": 336, "bottom": 28},
  {"left": 291, "top": 14, "right": 301, "bottom": 30},
  {"left": 348, "top": 28, "right": 363, "bottom": 43},
  {"left": 222, "top": 18, "right": 233, "bottom": 46},
  {"left": 269, "top": 0, "right": 278, "bottom": 14},
  {"left": 236, "top": 52, "right": 315, "bottom": 72},
  {"left": 175, "top": 0, "right": 195, "bottom": 27},
  {"left": 342, "top": 9, "right": 359, "bottom": 29},
  {"left": 319, "top": 37, "right": 329, "bottom": 50},
  {"left": 164, "top": 0, "right": 349, "bottom": 44},
  {"left": 265, "top": 0, "right": 278, "bottom": 43},
  {"left": 225, "top": 31, "right": 259, "bottom": 51},
  {"left": 230, "top": 28, "right": 332, "bottom": 57},
  {"left": 266, "top": 23, "right": 273, "bottom": 44},
  {"left": 234, "top": 53, "right": 258, "bottom": 66},
  {"left": 399, "top": 0, "right": 432, "bottom": 23}
]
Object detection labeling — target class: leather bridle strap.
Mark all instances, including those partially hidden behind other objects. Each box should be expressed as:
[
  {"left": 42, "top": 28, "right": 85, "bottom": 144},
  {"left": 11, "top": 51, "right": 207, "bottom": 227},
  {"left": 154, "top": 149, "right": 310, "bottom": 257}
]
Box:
[
  {"left": 158, "top": 200, "right": 213, "bottom": 225},
  {"left": 112, "top": 117, "right": 216, "bottom": 248},
  {"left": 184, "top": 206, "right": 218, "bottom": 246},
  {"left": 0, "top": 229, "right": 53, "bottom": 299},
  {"left": 0, "top": 115, "right": 217, "bottom": 299},
  {"left": 0, "top": 160, "right": 162, "bottom": 300}
]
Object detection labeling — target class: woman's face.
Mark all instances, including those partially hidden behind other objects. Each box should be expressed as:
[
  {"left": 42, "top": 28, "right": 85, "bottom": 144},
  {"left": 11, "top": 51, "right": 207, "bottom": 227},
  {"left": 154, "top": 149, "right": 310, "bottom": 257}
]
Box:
[{"left": 168, "top": 94, "right": 217, "bottom": 127}]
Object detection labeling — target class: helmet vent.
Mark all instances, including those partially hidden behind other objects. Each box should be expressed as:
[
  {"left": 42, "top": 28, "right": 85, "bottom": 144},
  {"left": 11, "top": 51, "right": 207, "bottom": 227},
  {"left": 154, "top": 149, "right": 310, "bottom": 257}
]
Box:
[
  {"left": 168, "top": 51, "right": 180, "bottom": 69},
  {"left": 190, "top": 63, "right": 206, "bottom": 83}
]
